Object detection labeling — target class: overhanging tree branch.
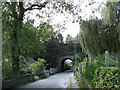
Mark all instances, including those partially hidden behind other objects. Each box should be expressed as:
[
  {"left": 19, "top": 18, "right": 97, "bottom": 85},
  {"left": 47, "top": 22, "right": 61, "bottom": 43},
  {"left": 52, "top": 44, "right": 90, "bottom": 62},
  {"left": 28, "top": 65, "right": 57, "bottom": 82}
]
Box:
[
  {"left": 25, "top": 2, "right": 48, "bottom": 11},
  {"left": 18, "top": 1, "right": 48, "bottom": 22}
]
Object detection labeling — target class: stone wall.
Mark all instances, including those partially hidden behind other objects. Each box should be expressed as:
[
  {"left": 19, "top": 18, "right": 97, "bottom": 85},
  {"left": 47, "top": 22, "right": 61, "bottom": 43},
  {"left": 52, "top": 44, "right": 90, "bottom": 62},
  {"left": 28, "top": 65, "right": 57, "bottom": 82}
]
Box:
[{"left": 2, "top": 74, "right": 33, "bottom": 88}]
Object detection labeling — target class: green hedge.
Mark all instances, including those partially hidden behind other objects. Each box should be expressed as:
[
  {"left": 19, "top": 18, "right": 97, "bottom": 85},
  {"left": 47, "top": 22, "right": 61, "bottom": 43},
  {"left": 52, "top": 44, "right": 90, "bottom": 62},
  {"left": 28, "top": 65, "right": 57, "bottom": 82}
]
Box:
[{"left": 93, "top": 67, "right": 120, "bottom": 88}]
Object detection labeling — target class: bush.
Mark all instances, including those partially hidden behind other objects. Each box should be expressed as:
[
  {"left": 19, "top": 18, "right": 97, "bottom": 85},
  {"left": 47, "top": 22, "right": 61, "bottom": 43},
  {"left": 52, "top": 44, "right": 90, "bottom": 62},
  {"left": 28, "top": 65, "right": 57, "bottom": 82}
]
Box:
[
  {"left": 80, "top": 62, "right": 86, "bottom": 73},
  {"left": 30, "top": 58, "right": 46, "bottom": 76},
  {"left": 78, "top": 55, "right": 120, "bottom": 88},
  {"left": 93, "top": 55, "right": 105, "bottom": 68},
  {"left": 80, "top": 55, "right": 105, "bottom": 82},
  {"left": 109, "top": 60, "right": 119, "bottom": 67},
  {"left": 93, "top": 67, "right": 120, "bottom": 88},
  {"left": 2, "top": 59, "right": 12, "bottom": 78}
]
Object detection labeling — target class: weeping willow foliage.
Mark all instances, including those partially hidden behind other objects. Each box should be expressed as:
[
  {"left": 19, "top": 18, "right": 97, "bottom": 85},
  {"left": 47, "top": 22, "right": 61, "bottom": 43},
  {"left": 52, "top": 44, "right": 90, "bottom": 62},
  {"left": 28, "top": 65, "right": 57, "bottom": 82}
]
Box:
[
  {"left": 79, "top": 19, "right": 103, "bottom": 59},
  {"left": 78, "top": 2, "right": 120, "bottom": 60},
  {"left": 102, "top": 2, "right": 120, "bottom": 43},
  {"left": 102, "top": 2, "right": 118, "bottom": 25}
]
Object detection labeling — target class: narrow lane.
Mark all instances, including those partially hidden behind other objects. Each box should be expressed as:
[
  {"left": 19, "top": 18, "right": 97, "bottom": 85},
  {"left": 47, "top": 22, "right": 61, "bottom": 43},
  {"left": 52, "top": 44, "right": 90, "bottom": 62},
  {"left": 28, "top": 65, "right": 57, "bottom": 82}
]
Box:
[{"left": 18, "top": 71, "right": 73, "bottom": 88}]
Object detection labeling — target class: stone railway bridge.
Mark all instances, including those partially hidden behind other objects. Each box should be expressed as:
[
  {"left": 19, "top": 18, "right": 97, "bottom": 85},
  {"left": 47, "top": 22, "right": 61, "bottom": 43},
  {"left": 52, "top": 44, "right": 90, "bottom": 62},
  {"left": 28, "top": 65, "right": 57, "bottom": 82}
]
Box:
[{"left": 36, "top": 43, "right": 81, "bottom": 72}]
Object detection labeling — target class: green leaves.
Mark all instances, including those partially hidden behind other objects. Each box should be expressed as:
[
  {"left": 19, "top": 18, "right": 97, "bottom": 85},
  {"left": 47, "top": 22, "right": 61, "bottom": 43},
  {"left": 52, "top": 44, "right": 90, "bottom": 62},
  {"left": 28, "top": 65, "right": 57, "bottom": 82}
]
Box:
[
  {"left": 78, "top": 2, "right": 120, "bottom": 60},
  {"left": 18, "top": 23, "right": 45, "bottom": 58},
  {"left": 2, "top": 59, "right": 12, "bottom": 78},
  {"left": 30, "top": 58, "right": 46, "bottom": 76},
  {"left": 93, "top": 67, "right": 120, "bottom": 88},
  {"left": 78, "top": 55, "right": 120, "bottom": 88},
  {"left": 102, "top": 2, "right": 118, "bottom": 25},
  {"left": 37, "top": 23, "right": 55, "bottom": 42}
]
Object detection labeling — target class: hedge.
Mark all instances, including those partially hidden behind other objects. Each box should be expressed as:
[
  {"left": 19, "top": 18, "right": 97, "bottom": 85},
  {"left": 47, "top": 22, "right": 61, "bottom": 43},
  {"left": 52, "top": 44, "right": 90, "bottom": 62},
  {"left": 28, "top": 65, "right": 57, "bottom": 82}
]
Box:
[{"left": 93, "top": 67, "right": 120, "bottom": 88}]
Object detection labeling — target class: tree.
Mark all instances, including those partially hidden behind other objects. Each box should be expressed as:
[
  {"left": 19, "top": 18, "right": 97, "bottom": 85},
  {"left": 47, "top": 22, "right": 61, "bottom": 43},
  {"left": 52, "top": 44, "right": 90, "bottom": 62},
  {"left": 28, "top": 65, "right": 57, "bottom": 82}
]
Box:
[
  {"left": 77, "top": 1, "right": 120, "bottom": 60},
  {"left": 2, "top": 1, "right": 48, "bottom": 76},
  {"left": 44, "top": 34, "right": 60, "bottom": 68},
  {"left": 37, "top": 22, "right": 55, "bottom": 43}
]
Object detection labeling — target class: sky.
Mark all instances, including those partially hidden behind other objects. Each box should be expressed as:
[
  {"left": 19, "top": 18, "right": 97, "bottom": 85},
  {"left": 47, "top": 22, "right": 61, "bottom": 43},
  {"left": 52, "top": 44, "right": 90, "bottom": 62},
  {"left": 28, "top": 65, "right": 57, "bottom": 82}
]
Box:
[{"left": 24, "top": 0, "right": 106, "bottom": 41}]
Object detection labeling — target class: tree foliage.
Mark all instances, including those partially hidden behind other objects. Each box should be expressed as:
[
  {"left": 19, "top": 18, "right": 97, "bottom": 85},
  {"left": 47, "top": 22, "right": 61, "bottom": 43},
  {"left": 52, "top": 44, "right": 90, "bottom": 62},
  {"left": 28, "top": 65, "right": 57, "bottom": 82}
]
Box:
[
  {"left": 44, "top": 33, "right": 62, "bottom": 68},
  {"left": 78, "top": 1, "right": 120, "bottom": 60},
  {"left": 30, "top": 58, "right": 46, "bottom": 76}
]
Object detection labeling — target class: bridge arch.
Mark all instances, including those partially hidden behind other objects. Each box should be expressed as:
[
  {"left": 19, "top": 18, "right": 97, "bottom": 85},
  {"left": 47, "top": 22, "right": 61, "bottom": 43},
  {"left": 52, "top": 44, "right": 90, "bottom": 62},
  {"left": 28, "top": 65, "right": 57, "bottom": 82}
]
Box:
[{"left": 57, "top": 56, "right": 74, "bottom": 72}]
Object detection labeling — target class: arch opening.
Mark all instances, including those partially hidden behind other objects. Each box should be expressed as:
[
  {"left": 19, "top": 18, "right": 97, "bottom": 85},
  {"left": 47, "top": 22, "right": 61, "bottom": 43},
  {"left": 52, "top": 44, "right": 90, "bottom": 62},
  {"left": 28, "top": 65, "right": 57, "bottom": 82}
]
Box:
[{"left": 61, "top": 58, "right": 73, "bottom": 72}]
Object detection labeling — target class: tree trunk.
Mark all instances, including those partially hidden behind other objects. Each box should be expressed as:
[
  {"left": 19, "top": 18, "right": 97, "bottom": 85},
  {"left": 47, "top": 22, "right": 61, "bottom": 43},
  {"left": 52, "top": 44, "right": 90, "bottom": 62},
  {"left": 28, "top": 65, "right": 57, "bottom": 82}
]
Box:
[
  {"left": 11, "top": 18, "right": 21, "bottom": 76},
  {"left": 11, "top": 2, "right": 24, "bottom": 76}
]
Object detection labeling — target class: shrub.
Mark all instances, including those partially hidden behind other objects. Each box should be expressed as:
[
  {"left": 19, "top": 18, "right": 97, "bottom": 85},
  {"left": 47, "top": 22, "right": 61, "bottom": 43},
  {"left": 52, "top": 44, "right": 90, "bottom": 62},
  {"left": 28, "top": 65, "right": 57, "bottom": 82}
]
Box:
[
  {"left": 19, "top": 56, "right": 29, "bottom": 73},
  {"left": 93, "top": 67, "right": 120, "bottom": 88},
  {"left": 86, "top": 56, "right": 105, "bottom": 80},
  {"left": 93, "top": 55, "right": 105, "bottom": 68},
  {"left": 109, "top": 60, "right": 119, "bottom": 67},
  {"left": 80, "top": 62, "right": 86, "bottom": 73},
  {"left": 2, "top": 59, "right": 12, "bottom": 78},
  {"left": 30, "top": 58, "right": 46, "bottom": 76},
  {"left": 80, "top": 55, "right": 105, "bottom": 82}
]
